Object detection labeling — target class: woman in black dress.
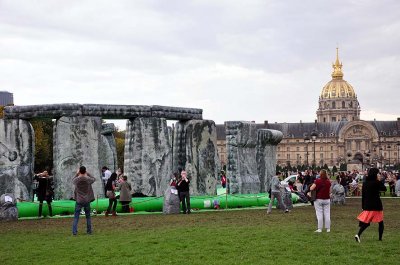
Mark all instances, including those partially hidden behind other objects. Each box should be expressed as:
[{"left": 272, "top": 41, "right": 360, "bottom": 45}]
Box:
[
  {"left": 355, "top": 168, "right": 387, "bottom": 243},
  {"left": 105, "top": 173, "right": 118, "bottom": 216}
]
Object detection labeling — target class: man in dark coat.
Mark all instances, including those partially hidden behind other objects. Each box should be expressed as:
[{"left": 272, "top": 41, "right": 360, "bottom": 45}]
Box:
[{"left": 34, "top": 170, "right": 53, "bottom": 217}]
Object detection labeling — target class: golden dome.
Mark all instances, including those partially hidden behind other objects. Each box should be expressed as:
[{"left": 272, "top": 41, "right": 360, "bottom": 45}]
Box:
[{"left": 320, "top": 48, "right": 356, "bottom": 99}]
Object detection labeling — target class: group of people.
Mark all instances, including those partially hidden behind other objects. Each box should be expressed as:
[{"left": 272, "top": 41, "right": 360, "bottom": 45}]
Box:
[
  {"left": 101, "top": 166, "right": 132, "bottom": 216},
  {"left": 170, "top": 168, "right": 191, "bottom": 214},
  {"left": 33, "top": 164, "right": 389, "bottom": 242},
  {"left": 268, "top": 167, "right": 387, "bottom": 242}
]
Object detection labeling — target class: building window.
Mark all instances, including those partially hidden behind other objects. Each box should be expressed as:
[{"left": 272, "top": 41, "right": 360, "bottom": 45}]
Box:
[
  {"left": 320, "top": 153, "right": 323, "bottom": 158},
  {"left": 320, "top": 147, "right": 323, "bottom": 151},
  {"left": 346, "top": 141, "right": 351, "bottom": 150},
  {"left": 323, "top": 118, "right": 326, "bottom": 122},
  {"left": 331, "top": 153, "right": 333, "bottom": 158},
  {"left": 332, "top": 101, "right": 336, "bottom": 108},
  {"left": 287, "top": 147, "right": 290, "bottom": 152},
  {"left": 356, "top": 141, "right": 361, "bottom": 150},
  {"left": 287, "top": 154, "right": 290, "bottom": 160},
  {"left": 332, "top": 117, "right": 336, "bottom": 122},
  {"left": 278, "top": 154, "right": 281, "bottom": 157},
  {"left": 342, "top": 101, "right": 345, "bottom": 108},
  {"left": 296, "top": 147, "right": 300, "bottom": 151},
  {"left": 331, "top": 146, "right": 333, "bottom": 151},
  {"left": 278, "top": 147, "right": 280, "bottom": 151}
]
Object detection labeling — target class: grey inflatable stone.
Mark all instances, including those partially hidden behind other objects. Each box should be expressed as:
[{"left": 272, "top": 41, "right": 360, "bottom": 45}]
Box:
[
  {"left": 0, "top": 119, "right": 34, "bottom": 201},
  {"left": 4, "top": 103, "right": 82, "bottom": 119},
  {"left": 163, "top": 186, "right": 180, "bottom": 214},
  {"left": 53, "top": 116, "right": 103, "bottom": 199},
  {"left": 0, "top": 193, "right": 18, "bottom": 221},
  {"left": 257, "top": 129, "right": 283, "bottom": 192},
  {"left": 173, "top": 120, "right": 219, "bottom": 196},
  {"left": 82, "top": 104, "right": 152, "bottom": 119},
  {"left": 124, "top": 117, "right": 171, "bottom": 196},
  {"left": 151, "top": 105, "right": 202, "bottom": 120},
  {"left": 99, "top": 124, "right": 117, "bottom": 173},
  {"left": 225, "top": 121, "right": 260, "bottom": 194},
  {"left": 4, "top": 104, "right": 202, "bottom": 120}
]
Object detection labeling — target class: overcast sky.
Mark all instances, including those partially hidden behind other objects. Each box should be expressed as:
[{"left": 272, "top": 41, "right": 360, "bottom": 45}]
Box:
[{"left": 1, "top": 0, "right": 399, "bottom": 129}]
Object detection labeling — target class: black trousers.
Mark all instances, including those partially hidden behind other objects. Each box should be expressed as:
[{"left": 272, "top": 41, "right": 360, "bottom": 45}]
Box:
[
  {"left": 120, "top": 201, "right": 130, "bottom": 213},
  {"left": 179, "top": 191, "right": 191, "bottom": 213},
  {"left": 107, "top": 198, "right": 117, "bottom": 213},
  {"left": 38, "top": 199, "right": 52, "bottom": 217}
]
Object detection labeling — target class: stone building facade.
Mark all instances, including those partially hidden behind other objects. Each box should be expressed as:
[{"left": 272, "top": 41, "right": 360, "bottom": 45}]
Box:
[{"left": 217, "top": 50, "right": 400, "bottom": 171}]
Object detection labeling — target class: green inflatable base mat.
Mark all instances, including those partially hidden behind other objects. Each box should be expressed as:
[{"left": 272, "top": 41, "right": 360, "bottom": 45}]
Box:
[{"left": 17, "top": 193, "right": 299, "bottom": 218}]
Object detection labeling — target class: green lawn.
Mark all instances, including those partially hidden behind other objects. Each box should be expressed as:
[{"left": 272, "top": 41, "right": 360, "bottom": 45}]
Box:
[{"left": 1, "top": 198, "right": 399, "bottom": 265}]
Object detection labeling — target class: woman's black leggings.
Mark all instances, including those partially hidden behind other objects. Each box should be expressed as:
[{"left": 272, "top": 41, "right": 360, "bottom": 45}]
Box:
[
  {"left": 358, "top": 221, "right": 384, "bottom": 240},
  {"left": 107, "top": 198, "right": 117, "bottom": 212}
]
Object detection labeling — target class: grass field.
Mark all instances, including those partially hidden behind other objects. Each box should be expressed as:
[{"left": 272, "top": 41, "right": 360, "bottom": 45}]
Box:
[{"left": 1, "top": 198, "right": 399, "bottom": 265}]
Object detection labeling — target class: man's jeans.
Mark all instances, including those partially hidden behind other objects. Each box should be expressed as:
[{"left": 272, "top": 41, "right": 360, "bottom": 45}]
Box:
[
  {"left": 267, "top": 191, "right": 287, "bottom": 213},
  {"left": 72, "top": 202, "right": 92, "bottom": 235}
]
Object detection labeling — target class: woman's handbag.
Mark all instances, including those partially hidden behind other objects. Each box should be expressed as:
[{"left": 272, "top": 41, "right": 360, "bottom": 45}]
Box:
[
  {"left": 308, "top": 189, "right": 317, "bottom": 202},
  {"left": 106, "top": 190, "right": 116, "bottom": 199}
]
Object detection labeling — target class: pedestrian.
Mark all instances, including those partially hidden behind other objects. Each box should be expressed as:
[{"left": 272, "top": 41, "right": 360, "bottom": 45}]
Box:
[
  {"left": 310, "top": 169, "right": 331, "bottom": 232},
  {"left": 267, "top": 171, "right": 289, "bottom": 214},
  {"left": 105, "top": 173, "right": 118, "bottom": 216},
  {"left": 117, "top": 175, "right": 132, "bottom": 213},
  {"left": 220, "top": 170, "right": 227, "bottom": 188},
  {"left": 34, "top": 170, "right": 54, "bottom": 217},
  {"left": 101, "top": 166, "right": 112, "bottom": 196},
  {"left": 355, "top": 168, "right": 387, "bottom": 243},
  {"left": 177, "top": 170, "right": 191, "bottom": 214},
  {"left": 72, "top": 166, "right": 95, "bottom": 236}
]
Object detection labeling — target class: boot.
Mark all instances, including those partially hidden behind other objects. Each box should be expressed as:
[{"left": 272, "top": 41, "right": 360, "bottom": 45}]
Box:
[
  {"left": 38, "top": 203, "right": 43, "bottom": 218},
  {"left": 112, "top": 211, "right": 118, "bottom": 216},
  {"left": 105, "top": 211, "right": 109, "bottom": 217},
  {"left": 48, "top": 204, "right": 53, "bottom": 217}
]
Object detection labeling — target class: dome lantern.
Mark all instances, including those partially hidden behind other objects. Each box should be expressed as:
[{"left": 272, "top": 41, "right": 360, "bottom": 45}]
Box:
[{"left": 332, "top": 47, "right": 343, "bottom": 80}]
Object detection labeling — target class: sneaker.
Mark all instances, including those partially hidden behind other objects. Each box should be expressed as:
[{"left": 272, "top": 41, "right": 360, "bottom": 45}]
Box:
[
  {"left": 355, "top": 235, "right": 360, "bottom": 243},
  {"left": 266, "top": 211, "right": 271, "bottom": 214},
  {"left": 327, "top": 229, "right": 330, "bottom": 233},
  {"left": 314, "top": 229, "right": 322, "bottom": 233},
  {"left": 284, "top": 209, "right": 289, "bottom": 213}
]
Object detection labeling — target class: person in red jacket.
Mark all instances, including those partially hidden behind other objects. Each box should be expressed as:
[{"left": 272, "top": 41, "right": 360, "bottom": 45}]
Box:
[
  {"left": 355, "top": 168, "right": 387, "bottom": 243},
  {"left": 220, "top": 170, "right": 227, "bottom": 188},
  {"left": 309, "top": 169, "right": 331, "bottom": 233}
]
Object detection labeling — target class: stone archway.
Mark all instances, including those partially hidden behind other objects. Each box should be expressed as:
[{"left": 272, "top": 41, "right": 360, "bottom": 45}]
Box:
[{"left": 1, "top": 104, "right": 221, "bottom": 200}]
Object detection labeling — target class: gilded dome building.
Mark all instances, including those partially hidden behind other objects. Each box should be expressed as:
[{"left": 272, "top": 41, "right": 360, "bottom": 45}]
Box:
[
  {"left": 317, "top": 48, "right": 360, "bottom": 123},
  {"left": 216, "top": 49, "right": 400, "bottom": 171}
]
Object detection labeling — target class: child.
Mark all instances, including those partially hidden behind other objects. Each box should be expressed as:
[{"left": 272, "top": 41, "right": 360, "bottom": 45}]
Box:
[{"left": 116, "top": 175, "right": 132, "bottom": 213}]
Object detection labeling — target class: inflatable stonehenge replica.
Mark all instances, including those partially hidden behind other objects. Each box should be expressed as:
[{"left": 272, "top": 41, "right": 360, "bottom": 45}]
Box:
[{"left": 0, "top": 104, "right": 282, "bottom": 202}]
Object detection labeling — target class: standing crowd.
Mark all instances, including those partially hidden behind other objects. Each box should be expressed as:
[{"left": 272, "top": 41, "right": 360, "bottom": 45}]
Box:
[{"left": 32, "top": 164, "right": 395, "bottom": 242}]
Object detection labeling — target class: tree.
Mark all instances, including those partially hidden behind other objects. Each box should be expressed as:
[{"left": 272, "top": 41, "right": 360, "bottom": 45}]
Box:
[
  {"left": 332, "top": 165, "right": 338, "bottom": 175},
  {"left": 31, "top": 119, "right": 53, "bottom": 172},
  {"left": 115, "top": 129, "right": 125, "bottom": 171},
  {"left": 0, "top": 105, "right": 4, "bottom": 118}
]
